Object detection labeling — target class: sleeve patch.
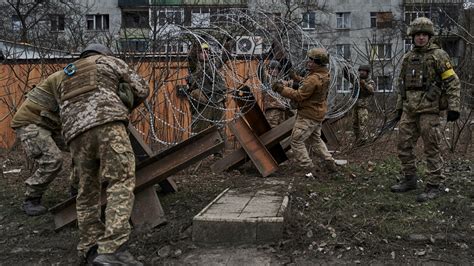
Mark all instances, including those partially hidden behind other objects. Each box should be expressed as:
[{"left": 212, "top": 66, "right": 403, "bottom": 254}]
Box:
[{"left": 441, "top": 68, "right": 455, "bottom": 80}]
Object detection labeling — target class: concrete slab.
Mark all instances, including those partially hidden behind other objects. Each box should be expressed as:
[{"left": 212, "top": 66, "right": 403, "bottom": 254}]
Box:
[{"left": 192, "top": 181, "right": 289, "bottom": 245}]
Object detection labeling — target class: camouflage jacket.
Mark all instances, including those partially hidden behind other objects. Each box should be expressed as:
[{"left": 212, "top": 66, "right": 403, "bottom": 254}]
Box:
[
  {"left": 279, "top": 66, "right": 330, "bottom": 122},
  {"left": 11, "top": 71, "right": 63, "bottom": 132},
  {"left": 188, "top": 59, "right": 227, "bottom": 103},
  {"left": 396, "top": 39, "right": 460, "bottom": 114},
  {"left": 54, "top": 55, "right": 149, "bottom": 143},
  {"left": 355, "top": 78, "right": 375, "bottom": 109}
]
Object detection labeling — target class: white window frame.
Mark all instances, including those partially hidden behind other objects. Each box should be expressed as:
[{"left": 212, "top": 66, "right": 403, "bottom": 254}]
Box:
[
  {"left": 376, "top": 75, "right": 393, "bottom": 92},
  {"left": 157, "top": 8, "right": 184, "bottom": 26},
  {"left": 12, "top": 15, "right": 22, "bottom": 32},
  {"left": 336, "top": 75, "right": 351, "bottom": 93},
  {"left": 371, "top": 43, "right": 392, "bottom": 60},
  {"left": 370, "top": 12, "right": 377, "bottom": 28},
  {"left": 336, "top": 12, "right": 351, "bottom": 29},
  {"left": 302, "top": 11, "right": 316, "bottom": 30},
  {"left": 191, "top": 8, "right": 211, "bottom": 28},
  {"left": 86, "top": 14, "right": 109, "bottom": 31},
  {"left": 336, "top": 44, "right": 351, "bottom": 59}
]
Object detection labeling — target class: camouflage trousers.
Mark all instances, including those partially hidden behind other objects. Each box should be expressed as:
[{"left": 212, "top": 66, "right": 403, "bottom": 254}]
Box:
[
  {"left": 290, "top": 115, "right": 334, "bottom": 168},
  {"left": 265, "top": 108, "right": 286, "bottom": 128},
  {"left": 352, "top": 106, "right": 369, "bottom": 142},
  {"left": 191, "top": 99, "right": 225, "bottom": 136},
  {"left": 16, "top": 124, "right": 66, "bottom": 198},
  {"left": 69, "top": 122, "right": 135, "bottom": 255},
  {"left": 398, "top": 112, "right": 444, "bottom": 185}
]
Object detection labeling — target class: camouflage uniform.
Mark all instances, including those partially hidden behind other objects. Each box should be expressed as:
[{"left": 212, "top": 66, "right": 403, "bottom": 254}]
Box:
[
  {"left": 11, "top": 71, "right": 78, "bottom": 204},
  {"left": 395, "top": 19, "right": 460, "bottom": 197},
  {"left": 53, "top": 53, "right": 149, "bottom": 256},
  {"left": 353, "top": 77, "right": 375, "bottom": 142},
  {"left": 261, "top": 61, "right": 289, "bottom": 128},
  {"left": 188, "top": 54, "right": 226, "bottom": 135},
  {"left": 273, "top": 49, "right": 336, "bottom": 171}
]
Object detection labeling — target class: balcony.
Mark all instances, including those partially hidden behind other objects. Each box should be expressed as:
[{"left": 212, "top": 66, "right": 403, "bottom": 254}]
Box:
[
  {"left": 150, "top": 0, "right": 247, "bottom": 6},
  {"left": 403, "top": 0, "right": 464, "bottom": 4},
  {"left": 118, "top": 0, "right": 149, "bottom": 7}
]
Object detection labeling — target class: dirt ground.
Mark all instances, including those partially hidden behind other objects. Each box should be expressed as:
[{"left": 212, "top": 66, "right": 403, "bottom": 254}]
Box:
[{"left": 0, "top": 126, "right": 473, "bottom": 265}]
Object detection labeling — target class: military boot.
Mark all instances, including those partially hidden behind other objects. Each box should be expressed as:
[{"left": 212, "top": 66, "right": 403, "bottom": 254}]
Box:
[
  {"left": 416, "top": 184, "right": 445, "bottom": 202},
  {"left": 22, "top": 197, "right": 47, "bottom": 216},
  {"left": 390, "top": 175, "right": 417, "bottom": 193},
  {"left": 115, "top": 249, "right": 143, "bottom": 266},
  {"left": 323, "top": 160, "right": 338, "bottom": 174},
  {"left": 92, "top": 254, "right": 124, "bottom": 266}
]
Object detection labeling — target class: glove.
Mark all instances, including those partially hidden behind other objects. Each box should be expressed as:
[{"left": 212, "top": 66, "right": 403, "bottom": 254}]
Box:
[
  {"left": 272, "top": 81, "right": 284, "bottom": 93},
  {"left": 118, "top": 82, "right": 134, "bottom": 110},
  {"left": 447, "top": 110, "right": 460, "bottom": 122},
  {"left": 395, "top": 109, "right": 403, "bottom": 121}
]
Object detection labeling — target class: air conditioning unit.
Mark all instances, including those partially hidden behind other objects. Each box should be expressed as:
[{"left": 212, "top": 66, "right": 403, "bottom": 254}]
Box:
[{"left": 235, "top": 36, "right": 263, "bottom": 55}]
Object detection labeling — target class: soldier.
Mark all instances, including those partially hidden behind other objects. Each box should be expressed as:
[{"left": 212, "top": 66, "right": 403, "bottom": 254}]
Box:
[
  {"left": 53, "top": 44, "right": 149, "bottom": 265},
  {"left": 272, "top": 48, "right": 338, "bottom": 173},
  {"left": 261, "top": 60, "right": 289, "bottom": 127},
  {"left": 187, "top": 42, "right": 227, "bottom": 136},
  {"left": 391, "top": 17, "right": 460, "bottom": 202},
  {"left": 11, "top": 72, "right": 78, "bottom": 216},
  {"left": 352, "top": 65, "right": 375, "bottom": 144}
]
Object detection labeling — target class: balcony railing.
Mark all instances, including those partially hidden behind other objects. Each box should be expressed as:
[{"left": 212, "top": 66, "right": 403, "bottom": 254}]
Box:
[
  {"left": 403, "top": 0, "right": 464, "bottom": 4},
  {"left": 151, "top": 0, "right": 247, "bottom": 6},
  {"left": 118, "top": 0, "right": 149, "bottom": 7}
]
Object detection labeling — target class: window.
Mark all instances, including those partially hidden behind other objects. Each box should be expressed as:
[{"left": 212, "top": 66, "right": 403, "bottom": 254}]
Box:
[
  {"left": 336, "top": 44, "right": 351, "bottom": 59},
  {"left": 302, "top": 11, "right": 316, "bottom": 30},
  {"left": 86, "top": 14, "right": 109, "bottom": 31},
  {"left": 12, "top": 15, "right": 21, "bottom": 31},
  {"left": 120, "top": 39, "right": 148, "bottom": 52},
  {"left": 157, "top": 8, "right": 184, "bottom": 26},
  {"left": 336, "top": 12, "right": 350, "bottom": 29},
  {"left": 371, "top": 44, "right": 391, "bottom": 60},
  {"left": 404, "top": 39, "right": 412, "bottom": 53},
  {"left": 191, "top": 8, "right": 210, "bottom": 28},
  {"left": 157, "top": 42, "right": 188, "bottom": 54},
  {"left": 122, "top": 11, "right": 149, "bottom": 28},
  {"left": 336, "top": 75, "right": 351, "bottom": 93},
  {"left": 370, "top": 12, "right": 393, "bottom": 28},
  {"left": 370, "top": 12, "right": 377, "bottom": 28},
  {"left": 51, "top": 14, "right": 65, "bottom": 31},
  {"left": 376, "top": 76, "right": 392, "bottom": 92}
]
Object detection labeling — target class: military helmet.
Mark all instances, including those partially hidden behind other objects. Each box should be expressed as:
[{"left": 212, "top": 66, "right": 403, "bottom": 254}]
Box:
[
  {"left": 268, "top": 60, "right": 281, "bottom": 70},
  {"left": 408, "top": 17, "right": 435, "bottom": 36},
  {"left": 200, "top": 42, "right": 209, "bottom": 49},
  {"left": 307, "top": 48, "right": 329, "bottom": 65},
  {"left": 80, "top": 43, "right": 113, "bottom": 58},
  {"left": 358, "top": 65, "right": 370, "bottom": 72}
]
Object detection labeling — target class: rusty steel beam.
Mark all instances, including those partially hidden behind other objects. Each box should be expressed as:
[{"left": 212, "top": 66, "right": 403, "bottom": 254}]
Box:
[
  {"left": 212, "top": 115, "right": 295, "bottom": 173},
  {"left": 228, "top": 117, "right": 279, "bottom": 177},
  {"left": 128, "top": 125, "right": 178, "bottom": 193},
  {"left": 50, "top": 126, "right": 224, "bottom": 230},
  {"left": 233, "top": 86, "right": 288, "bottom": 164}
]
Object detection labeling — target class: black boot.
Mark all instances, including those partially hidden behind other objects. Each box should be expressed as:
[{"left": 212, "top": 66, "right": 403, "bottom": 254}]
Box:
[
  {"left": 92, "top": 254, "right": 123, "bottom": 266},
  {"left": 23, "top": 197, "right": 47, "bottom": 216},
  {"left": 416, "top": 184, "right": 445, "bottom": 202},
  {"left": 323, "top": 160, "right": 338, "bottom": 174},
  {"left": 390, "top": 175, "right": 417, "bottom": 193}
]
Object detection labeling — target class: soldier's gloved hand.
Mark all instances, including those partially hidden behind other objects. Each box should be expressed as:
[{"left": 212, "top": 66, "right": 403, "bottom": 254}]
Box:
[
  {"left": 447, "top": 110, "right": 460, "bottom": 122},
  {"left": 272, "top": 81, "right": 284, "bottom": 93}
]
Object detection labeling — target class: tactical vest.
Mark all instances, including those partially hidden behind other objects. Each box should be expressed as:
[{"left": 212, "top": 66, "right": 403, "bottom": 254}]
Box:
[
  {"left": 403, "top": 52, "right": 439, "bottom": 90},
  {"left": 61, "top": 55, "right": 118, "bottom": 102}
]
